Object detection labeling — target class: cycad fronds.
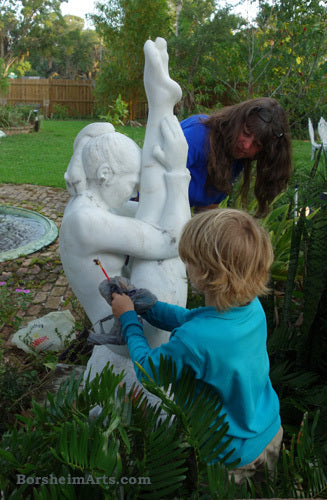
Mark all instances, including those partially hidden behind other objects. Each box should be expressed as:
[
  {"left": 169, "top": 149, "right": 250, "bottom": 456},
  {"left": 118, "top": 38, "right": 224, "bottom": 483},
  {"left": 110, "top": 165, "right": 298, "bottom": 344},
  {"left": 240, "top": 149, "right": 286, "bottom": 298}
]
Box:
[
  {"left": 135, "top": 354, "right": 240, "bottom": 497},
  {"left": 0, "top": 358, "right": 242, "bottom": 499},
  {"left": 300, "top": 204, "right": 327, "bottom": 364},
  {"left": 277, "top": 411, "right": 327, "bottom": 499},
  {"left": 281, "top": 208, "right": 306, "bottom": 327}
]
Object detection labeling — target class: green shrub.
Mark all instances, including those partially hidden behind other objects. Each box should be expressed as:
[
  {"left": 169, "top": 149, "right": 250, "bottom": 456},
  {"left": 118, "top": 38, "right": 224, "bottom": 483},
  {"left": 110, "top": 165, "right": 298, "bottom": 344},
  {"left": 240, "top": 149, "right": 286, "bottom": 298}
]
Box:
[
  {"left": 99, "top": 94, "right": 129, "bottom": 127},
  {"left": 52, "top": 103, "right": 68, "bottom": 120},
  {"left": 0, "top": 359, "right": 249, "bottom": 499},
  {"left": 0, "top": 104, "right": 32, "bottom": 128}
]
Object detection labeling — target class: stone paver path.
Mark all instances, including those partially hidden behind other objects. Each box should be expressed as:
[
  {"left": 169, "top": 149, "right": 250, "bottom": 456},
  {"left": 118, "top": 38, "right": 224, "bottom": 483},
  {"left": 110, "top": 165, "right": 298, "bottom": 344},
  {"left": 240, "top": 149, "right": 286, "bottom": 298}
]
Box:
[{"left": 0, "top": 183, "right": 85, "bottom": 343}]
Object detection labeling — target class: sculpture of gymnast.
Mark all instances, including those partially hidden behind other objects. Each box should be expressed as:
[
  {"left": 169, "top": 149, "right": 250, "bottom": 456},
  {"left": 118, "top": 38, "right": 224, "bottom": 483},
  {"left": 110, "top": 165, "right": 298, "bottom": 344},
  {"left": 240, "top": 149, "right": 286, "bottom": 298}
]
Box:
[{"left": 59, "top": 38, "right": 191, "bottom": 372}]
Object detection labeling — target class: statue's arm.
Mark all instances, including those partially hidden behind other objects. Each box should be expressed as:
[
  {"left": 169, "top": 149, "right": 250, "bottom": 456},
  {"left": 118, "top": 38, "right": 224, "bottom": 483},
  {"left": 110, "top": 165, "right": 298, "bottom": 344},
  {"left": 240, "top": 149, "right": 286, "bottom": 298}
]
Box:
[
  {"left": 153, "top": 115, "right": 191, "bottom": 231},
  {"left": 115, "top": 200, "right": 138, "bottom": 218},
  {"left": 68, "top": 209, "right": 179, "bottom": 260},
  {"left": 136, "top": 114, "right": 190, "bottom": 227},
  {"left": 159, "top": 170, "right": 190, "bottom": 237}
]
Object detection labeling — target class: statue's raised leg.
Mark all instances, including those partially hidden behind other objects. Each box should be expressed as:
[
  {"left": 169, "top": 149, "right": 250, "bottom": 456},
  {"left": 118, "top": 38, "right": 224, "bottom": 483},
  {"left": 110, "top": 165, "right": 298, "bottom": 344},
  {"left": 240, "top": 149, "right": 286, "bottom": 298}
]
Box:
[
  {"left": 136, "top": 37, "right": 184, "bottom": 224},
  {"left": 131, "top": 37, "right": 190, "bottom": 339}
]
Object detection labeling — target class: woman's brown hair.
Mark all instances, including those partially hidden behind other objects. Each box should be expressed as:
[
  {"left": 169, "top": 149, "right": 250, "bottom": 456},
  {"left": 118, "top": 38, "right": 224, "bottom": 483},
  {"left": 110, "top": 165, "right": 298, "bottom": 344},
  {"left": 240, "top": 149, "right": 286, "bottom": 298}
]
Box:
[{"left": 203, "top": 97, "right": 292, "bottom": 216}]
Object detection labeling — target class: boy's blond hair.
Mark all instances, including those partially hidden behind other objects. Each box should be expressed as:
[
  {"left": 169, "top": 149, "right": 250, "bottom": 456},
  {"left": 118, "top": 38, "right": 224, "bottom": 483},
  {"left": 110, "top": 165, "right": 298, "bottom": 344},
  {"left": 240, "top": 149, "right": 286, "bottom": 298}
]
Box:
[{"left": 178, "top": 208, "right": 274, "bottom": 311}]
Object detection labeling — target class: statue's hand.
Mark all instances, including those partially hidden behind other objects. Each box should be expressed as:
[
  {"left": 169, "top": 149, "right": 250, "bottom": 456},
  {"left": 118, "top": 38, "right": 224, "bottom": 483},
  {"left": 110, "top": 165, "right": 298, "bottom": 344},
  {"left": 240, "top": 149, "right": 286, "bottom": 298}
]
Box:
[{"left": 152, "top": 115, "right": 188, "bottom": 172}]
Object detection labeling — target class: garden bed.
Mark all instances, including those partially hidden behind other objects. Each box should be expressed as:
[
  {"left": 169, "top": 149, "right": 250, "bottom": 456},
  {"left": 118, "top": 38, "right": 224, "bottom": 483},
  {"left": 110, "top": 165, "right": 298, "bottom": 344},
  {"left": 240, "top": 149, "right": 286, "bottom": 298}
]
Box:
[{"left": 1, "top": 124, "right": 34, "bottom": 135}]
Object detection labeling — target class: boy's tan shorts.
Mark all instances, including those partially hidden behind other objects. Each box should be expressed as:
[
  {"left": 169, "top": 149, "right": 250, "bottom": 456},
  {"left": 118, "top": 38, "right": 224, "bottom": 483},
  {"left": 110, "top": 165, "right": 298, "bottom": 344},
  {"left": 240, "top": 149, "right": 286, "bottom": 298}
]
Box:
[{"left": 229, "top": 426, "right": 283, "bottom": 485}]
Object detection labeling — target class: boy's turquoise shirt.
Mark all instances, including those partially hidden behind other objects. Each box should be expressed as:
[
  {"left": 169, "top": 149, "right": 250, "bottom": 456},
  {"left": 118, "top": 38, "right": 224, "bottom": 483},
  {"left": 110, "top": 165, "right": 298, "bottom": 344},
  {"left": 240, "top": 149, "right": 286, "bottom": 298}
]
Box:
[{"left": 119, "top": 297, "right": 281, "bottom": 467}]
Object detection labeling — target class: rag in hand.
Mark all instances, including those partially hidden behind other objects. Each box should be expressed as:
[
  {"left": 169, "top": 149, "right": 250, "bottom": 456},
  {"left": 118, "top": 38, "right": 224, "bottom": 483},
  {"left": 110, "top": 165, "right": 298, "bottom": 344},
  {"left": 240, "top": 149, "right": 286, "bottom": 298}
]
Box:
[{"left": 98, "top": 276, "right": 158, "bottom": 345}]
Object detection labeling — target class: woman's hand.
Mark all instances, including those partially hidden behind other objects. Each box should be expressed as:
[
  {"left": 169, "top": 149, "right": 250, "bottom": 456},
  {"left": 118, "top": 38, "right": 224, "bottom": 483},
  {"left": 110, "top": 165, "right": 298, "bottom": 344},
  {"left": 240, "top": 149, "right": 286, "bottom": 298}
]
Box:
[{"left": 111, "top": 293, "right": 135, "bottom": 318}]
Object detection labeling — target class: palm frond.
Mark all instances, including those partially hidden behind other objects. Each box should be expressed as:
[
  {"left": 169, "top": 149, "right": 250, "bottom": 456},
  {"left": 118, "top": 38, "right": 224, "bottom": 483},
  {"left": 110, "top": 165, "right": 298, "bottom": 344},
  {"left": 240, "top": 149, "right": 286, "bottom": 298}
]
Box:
[
  {"left": 136, "top": 355, "right": 239, "bottom": 467},
  {"left": 205, "top": 461, "right": 253, "bottom": 499},
  {"left": 300, "top": 204, "right": 327, "bottom": 363},
  {"left": 277, "top": 411, "right": 327, "bottom": 498},
  {"left": 281, "top": 210, "right": 306, "bottom": 326}
]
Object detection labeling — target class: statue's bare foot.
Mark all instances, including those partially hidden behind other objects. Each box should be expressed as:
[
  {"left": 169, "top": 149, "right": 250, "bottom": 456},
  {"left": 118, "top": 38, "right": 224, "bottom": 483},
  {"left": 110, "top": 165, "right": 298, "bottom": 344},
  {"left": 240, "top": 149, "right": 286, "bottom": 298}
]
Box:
[{"left": 144, "top": 37, "right": 182, "bottom": 111}]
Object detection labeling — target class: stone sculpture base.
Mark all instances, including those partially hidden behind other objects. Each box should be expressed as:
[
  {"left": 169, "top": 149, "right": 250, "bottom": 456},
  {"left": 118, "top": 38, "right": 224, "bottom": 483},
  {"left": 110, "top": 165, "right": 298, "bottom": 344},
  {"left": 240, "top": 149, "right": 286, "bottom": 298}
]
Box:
[{"left": 85, "top": 345, "right": 163, "bottom": 417}]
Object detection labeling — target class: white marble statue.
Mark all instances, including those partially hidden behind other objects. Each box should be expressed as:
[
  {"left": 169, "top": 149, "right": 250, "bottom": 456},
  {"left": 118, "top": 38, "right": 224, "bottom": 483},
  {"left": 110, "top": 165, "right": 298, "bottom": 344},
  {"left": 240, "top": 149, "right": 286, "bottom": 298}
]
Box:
[
  {"left": 131, "top": 37, "right": 190, "bottom": 335},
  {"left": 59, "top": 37, "right": 190, "bottom": 391}
]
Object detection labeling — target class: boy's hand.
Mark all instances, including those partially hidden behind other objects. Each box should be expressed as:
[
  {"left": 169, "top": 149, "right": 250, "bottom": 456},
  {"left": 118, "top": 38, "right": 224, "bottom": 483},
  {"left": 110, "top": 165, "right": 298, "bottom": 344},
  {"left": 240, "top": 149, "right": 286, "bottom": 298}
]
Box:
[{"left": 111, "top": 293, "right": 135, "bottom": 319}]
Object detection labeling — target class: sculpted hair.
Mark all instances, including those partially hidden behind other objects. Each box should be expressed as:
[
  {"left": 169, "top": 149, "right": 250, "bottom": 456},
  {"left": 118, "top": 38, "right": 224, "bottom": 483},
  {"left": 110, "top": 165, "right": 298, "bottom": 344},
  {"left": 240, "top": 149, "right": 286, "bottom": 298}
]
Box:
[
  {"left": 64, "top": 123, "right": 115, "bottom": 195},
  {"left": 203, "top": 97, "right": 292, "bottom": 216},
  {"left": 178, "top": 208, "right": 274, "bottom": 311},
  {"left": 82, "top": 131, "right": 141, "bottom": 180}
]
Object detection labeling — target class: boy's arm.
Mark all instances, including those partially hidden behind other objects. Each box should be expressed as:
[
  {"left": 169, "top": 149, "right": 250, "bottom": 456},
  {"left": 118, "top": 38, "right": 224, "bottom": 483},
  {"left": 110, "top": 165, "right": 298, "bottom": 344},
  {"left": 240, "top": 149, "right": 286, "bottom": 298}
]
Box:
[
  {"left": 142, "top": 301, "right": 189, "bottom": 331},
  {"left": 110, "top": 291, "right": 189, "bottom": 332},
  {"left": 120, "top": 310, "right": 200, "bottom": 383}
]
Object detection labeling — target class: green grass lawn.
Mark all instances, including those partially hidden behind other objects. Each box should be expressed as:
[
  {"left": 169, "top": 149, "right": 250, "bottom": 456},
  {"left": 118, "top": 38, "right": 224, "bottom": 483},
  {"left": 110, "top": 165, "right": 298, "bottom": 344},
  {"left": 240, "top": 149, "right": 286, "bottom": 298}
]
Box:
[
  {"left": 0, "top": 119, "right": 315, "bottom": 189},
  {"left": 0, "top": 120, "right": 146, "bottom": 188},
  {"left": 292, "top": 139, "right": 313, "bottom": 171}
]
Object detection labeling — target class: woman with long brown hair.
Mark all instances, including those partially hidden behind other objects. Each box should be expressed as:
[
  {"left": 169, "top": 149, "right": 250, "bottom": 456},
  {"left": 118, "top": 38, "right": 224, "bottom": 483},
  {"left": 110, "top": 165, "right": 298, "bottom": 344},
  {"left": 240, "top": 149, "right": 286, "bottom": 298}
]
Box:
[{"left": 181, "top": 97, "right": 292, "bottom": 216}]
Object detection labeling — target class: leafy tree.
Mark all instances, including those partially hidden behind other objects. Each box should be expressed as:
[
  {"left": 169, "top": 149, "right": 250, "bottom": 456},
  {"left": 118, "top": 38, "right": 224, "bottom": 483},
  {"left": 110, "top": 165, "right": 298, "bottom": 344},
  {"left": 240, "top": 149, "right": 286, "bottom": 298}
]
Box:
[
  {"left": 91, "top": 0, "right": 172, "bottom": 116},
  {"left": 0, "top": 57, "right": 9, "bottom": 95},
  {"left": 0, "top": 0, "right": 65, "bottom": 75},
  {"left": 62, "top": 20, "right": 100, "bottom": 79},
  {"left": 168, "top": 0, "right": 327, "bottom": 135},
  {"left": 23, "top": 11, "right": 66, "bottom": 77},
  {"left": 223, "top": 0, "right": 327, "bottom": 135},
  {"left": 27, "top": 15, "right": 101, "bottom": 79},
  {"left": 168, "top": 1, "right": 244, "bottom": 116},
  {"left": 53, "top": 16, "right": 101, "bottom": 79},
  {"left": 258, "top": 0, "right": 327, "bottom": 132}
]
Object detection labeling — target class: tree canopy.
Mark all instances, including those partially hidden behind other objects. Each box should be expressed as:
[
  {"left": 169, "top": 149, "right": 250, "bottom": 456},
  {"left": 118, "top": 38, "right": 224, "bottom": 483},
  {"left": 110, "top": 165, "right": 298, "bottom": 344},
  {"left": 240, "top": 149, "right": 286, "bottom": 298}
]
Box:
[
  {"left": 0, "top": 0, "right": 327, "bottom": 135},
  {"left": 91, "top": 0, "right": 173, "bottom": 115},
  {"left": 0, "top": 0, "right": 100, "bottom": 79},
  {"left": 0, "top": 0, "right": 64, "bottom": 74},
  {"left": 90, "top": 0, "right": 327, "bottom": 134}
]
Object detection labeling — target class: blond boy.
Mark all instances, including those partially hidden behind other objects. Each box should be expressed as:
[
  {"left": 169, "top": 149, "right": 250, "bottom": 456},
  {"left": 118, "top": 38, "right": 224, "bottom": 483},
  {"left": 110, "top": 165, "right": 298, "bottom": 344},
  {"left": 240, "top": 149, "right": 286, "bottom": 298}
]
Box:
[{"left": 111, "top": 208, "right": 283, "bottom": 482}]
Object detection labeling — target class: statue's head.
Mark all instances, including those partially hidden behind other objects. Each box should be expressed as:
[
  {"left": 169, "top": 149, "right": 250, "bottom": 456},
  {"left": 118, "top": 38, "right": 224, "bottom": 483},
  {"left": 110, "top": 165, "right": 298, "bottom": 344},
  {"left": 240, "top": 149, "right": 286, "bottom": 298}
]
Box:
[
  {"left": 65, "top": 123, "right": 115, "bottom": 196},
  {"left": 64, "top": 123, "right": 141, "bottom": 205},
  {"left": 82, "top": 129, "right": 141, "bottom": 209}
]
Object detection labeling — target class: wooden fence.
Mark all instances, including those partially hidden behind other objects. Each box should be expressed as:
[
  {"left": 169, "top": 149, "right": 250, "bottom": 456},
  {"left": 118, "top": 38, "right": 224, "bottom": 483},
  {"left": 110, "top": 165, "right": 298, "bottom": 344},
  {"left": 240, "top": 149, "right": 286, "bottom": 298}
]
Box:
[
  {"left": 2, "top": 79, "right": 95, "bottom": 117},
  {"left": 1, "top": 78, "right": 149, "bottom": 120}
]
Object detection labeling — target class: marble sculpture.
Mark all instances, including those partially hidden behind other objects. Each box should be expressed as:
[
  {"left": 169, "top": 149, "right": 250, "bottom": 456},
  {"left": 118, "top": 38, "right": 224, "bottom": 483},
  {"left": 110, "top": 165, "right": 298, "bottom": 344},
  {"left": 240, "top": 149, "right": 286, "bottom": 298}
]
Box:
[{"left": 59, "top": 37, "right": 190, "bottom": 392}]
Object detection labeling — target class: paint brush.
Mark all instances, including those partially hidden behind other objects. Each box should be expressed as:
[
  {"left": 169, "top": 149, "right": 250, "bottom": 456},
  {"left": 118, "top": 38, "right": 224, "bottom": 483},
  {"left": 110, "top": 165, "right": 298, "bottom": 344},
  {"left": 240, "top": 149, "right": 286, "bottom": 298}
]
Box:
[{"left": 93, "top": 258, "right": 110, "bottom": 281}]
